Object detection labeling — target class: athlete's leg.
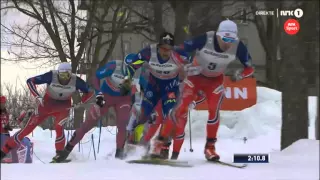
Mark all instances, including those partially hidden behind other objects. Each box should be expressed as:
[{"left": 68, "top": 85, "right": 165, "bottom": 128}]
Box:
[
  {"left": 52, "top": 103, "right": 109, "bottom": 162},
  {"left": 141, "top": 100, "right": 162, "bottom": 143},
  {"left": 151, "top": 86, "right": 181, "bottom": 158},
  {"left": 170, "top": 77, "right": 200, "bottom": 159},
  {"left": 138, "top": 85, "right": 160, "bottom": 127},
  {"left": 114, "top": 95, "right": 131, "bottom": 159},
  {"left": 53, "top": 109, "right": 70, "bottom": 152},
  {"left": 201, "top": 75, "right": 224, "bottom": 161},
  {"left": 126, "top": 106, "right": 139, "bottom": 144},
  {"left": 69, "top": 103, "right": 108, "bottom": 147}
]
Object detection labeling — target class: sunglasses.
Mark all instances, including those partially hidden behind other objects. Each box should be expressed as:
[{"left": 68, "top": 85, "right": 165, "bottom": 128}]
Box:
[
  {"left": 221, "top": 36, "right": 236, "bottom": 43},
  {"left": 58, "top": 72, "right": 71, "bottom": 79}
]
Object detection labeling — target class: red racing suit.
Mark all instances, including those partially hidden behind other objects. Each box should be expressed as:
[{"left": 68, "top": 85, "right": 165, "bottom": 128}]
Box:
[{"left": 171, "top": 31, "right": 254, "bottom": 155}]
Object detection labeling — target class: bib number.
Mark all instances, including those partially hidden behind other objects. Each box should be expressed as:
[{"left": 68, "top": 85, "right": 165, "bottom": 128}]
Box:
[
  {"left": 207, "top": 63, "right": 217, "bottom": 71},
  {"left": 156, "top": 70, "right": 170, "bottom": 74}
]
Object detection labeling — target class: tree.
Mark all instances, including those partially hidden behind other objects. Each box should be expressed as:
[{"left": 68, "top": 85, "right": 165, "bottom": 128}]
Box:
[
  {"left": 1, "top": 0, "right": 148, "bottom": 128},
  {"left": 278, "top": 1, "right": 317, "bottom": 150},
  {"left": 189, "top": 2, "right": 224, "bottom": 36},
  {"left": 240, "top": 1, "right": 280, "bottom": 89},
  {"left": 125, "top": 1, "right": 239, "bottom": 44},
  {"left": 168, "top": 0, "right": 191, "bottom": 44}
]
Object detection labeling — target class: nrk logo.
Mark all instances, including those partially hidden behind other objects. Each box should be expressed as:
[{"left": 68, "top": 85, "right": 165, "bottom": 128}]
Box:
[
  {"left": 284, "top": 19, "right": 300, "bottom": 35},
  {"left": 280, "top": 8, "right": 303, "bottom": 18}
]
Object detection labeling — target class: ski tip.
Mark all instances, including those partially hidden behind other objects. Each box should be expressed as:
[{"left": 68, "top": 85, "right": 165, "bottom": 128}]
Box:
[
  {"left": 50, "top": 159, "right": 72, "bottom": 163},
  {"left": 208, "top": 160, "right": 248, "bottom": 168}
]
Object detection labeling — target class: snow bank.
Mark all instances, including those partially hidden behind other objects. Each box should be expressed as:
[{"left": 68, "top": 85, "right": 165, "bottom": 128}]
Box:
[
  {"left": 263, "top": 139, "right": 320, "bottom": 180},
  {"left": 4, "top": 131, "right": 318, "bottom": 180},
  {"left": 187, "top": 87, "right": 318, "bottom": 140}
]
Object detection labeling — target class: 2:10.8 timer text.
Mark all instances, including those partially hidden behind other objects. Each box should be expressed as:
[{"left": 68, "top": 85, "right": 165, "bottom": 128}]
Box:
[{"left": 233, "top": 154, "right": 269, "bottom": 163}]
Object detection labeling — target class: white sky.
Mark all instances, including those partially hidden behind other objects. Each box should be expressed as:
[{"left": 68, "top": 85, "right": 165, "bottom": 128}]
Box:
[
  {"left": 1, "top": 51, "right": 54, "bottom": 87},
  {"left": 0, "top": 3, "right": 79, "bottom": 91}
]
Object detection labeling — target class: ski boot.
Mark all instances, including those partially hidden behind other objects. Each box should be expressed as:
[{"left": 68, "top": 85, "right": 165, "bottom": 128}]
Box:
[
  {"left": 115, "top": 148, "right": 126, "bottom": 160},
  {"left": 149, "top": 136, "right": 166, "bottom": 159},
  {"left": 51, "top": 143, "right": 73, "bottom": 163},
  {"left": 159, "top": 141, "right": 172, "bottom": 160},
  {"left": 171, "top": 152, "right": 180, "bottom": 160},
  {"left": 138, "top": 137, "right": 151, "bottom": 155},
  {"left": 204, "top": 138, "right": 220, "bottom": 161}
]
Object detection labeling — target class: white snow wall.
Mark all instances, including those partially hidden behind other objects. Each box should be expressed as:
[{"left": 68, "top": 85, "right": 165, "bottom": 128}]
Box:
[{"left": 186, "top": 87, "right": 318, "bottom": 140}]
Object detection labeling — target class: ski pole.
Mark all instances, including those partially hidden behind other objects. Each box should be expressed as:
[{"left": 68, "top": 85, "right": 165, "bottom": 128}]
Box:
[
  {"left": 188, "top": 110, "right": 193, "bottom": 152},
  {"left": 91, "top": 134, "right": 96, "bottom": 160},
  {"left": 67, "top": 130, "right": 70, "bottom": 141},
  {"left": 97, "top": 119, "right": 102, "bottom": 153}
]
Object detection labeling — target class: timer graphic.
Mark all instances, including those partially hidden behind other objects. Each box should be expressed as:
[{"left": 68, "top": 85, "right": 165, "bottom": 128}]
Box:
[{"left": 233, "top": 154, "right": 269, "bottom": 163}]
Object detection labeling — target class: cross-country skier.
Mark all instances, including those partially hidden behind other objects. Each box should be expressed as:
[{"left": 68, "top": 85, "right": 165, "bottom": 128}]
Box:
[
  {"left": 122, "top": 32, "right": 192, "bottom": 159},
  {"left": 51, "top": 59, "right": 136, "bottom": 162},
  {"left": 126, "top": 60, "right": 158, "bottom": 144},
  {"left": 127, "top": 60, "right": 206, "bottom": 160},
  {"left": 125, "top": 57, "right": 164, "bottom": 155},
  {"left": 0, "top": 62, "right": 94, "bottom": 161},
  {"left": 170, "top": 20, "right": 255, "bottom": 161}
]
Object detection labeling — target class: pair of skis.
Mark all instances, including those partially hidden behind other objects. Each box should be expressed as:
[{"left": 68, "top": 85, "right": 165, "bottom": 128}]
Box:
[
  {"left": 126, "top": 158, "right": 248, "bottom": 168},
  {"left": 50, "top": 157, "right": 247, "bottom": 169}
]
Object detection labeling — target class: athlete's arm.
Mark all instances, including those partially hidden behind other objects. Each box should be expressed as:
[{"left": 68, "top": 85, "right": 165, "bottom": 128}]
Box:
[
  {"left": 177, "top": 34, "right": 207, "bottom": 53},
  {"left": 94, "top": 61, "right": 117, "bottom": 95},
  {"left": 75, "top": 77, "right": 94, "bottom": 103},
  {"left": 173, "top": 47, "right": 193, "bottom": 64},
  {"left": 96, "top": 61, "right": 116, "bottom": 80},
  {"left": 236, "top": 41, "right": 254, "bottom": 78},
  {"left": 124, "top": 47, "right": 151, "bottom": 79},
  {"left": 26, "top": 71, "right": 53, "bottom": 97}
]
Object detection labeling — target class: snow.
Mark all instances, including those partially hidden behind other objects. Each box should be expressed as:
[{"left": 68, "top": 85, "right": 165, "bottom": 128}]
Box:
[{"left": 1, "top": 87, "right": 319, "bottom": 180}]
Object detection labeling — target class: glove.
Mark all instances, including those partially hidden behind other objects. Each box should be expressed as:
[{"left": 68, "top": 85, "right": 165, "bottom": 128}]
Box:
[
  {"left": 231, "top": 67, "right": 254, "bottom": 82},
  {"left": 230, "top": 69, "right": 243, "bottom": 82},
  {"left": 119, "top": 77, "right": 132, "bottom": 96},
  {"left": 4, "top": 124, "right": 13, "bottom": 131},
  {"left": 188, "top": 101, "right": 196, "bottom": 110},
  {"left": 36, "top": 96, "right": 44, "bottom": 106},
  {"left": 95, "top": 93, "right": 105, "bottom": 108}
]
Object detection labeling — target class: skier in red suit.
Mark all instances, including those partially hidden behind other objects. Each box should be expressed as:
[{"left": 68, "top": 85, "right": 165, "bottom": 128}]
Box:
[{"left": 0, "top": 62, "right": 94, "bottom": 161}]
